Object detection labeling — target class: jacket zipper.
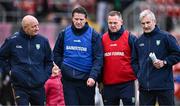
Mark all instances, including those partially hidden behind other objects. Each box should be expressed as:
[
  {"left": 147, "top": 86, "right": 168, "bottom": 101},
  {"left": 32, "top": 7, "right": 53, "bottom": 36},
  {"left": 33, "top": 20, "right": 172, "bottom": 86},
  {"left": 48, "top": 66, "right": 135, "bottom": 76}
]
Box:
[
  {"left": 28, "top": 39, "right": 32, "bottom": 65},
  {"left": 147, "top": 37, "right": 151, "bottom": 91},
  {"left": 28, "top": 39, "right": 32, "bottom": 86}
]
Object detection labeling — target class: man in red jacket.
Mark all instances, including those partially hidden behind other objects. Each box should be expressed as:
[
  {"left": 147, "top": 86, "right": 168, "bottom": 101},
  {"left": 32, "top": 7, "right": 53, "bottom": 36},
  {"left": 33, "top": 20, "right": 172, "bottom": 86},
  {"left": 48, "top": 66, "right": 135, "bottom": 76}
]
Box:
[{"left": 101, "top": 11, "right": 137, "bottom": 106}]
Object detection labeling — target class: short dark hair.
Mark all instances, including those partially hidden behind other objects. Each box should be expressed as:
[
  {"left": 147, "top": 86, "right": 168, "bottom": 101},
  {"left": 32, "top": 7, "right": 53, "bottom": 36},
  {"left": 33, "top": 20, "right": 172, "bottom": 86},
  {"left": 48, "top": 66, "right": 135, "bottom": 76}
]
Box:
[
  {"left": 107, "top": 11, "right": 122, "bottom": 19},
  {"left": 72, "top": 6, "right": 87, "bottom": 18}
]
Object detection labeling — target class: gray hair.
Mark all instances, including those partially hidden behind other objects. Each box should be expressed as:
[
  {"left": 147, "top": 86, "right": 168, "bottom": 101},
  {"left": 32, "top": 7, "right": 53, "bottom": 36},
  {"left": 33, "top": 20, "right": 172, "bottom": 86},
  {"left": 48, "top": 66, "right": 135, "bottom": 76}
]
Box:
[{"left": 139, "top": 9, "right": 156, "bottom": 21}]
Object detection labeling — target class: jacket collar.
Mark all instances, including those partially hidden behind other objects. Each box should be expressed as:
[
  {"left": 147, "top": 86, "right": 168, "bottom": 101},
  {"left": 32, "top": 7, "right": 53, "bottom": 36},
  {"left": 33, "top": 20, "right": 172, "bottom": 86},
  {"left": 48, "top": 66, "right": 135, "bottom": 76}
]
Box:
[
  {"left": 144, "top": 25, "right": 160, "bottom": 36},
  {"left": 71, "top": 22, "right": 89, "bottom": 35},
  {"left": 108, "top": 26, "right": 125, "bottom": 40},
  {"left": 50, "top": 74, "right": 61, "bottom": 79},
  {"left": 19, "top": 28, "right": 36, "bottom": 39}
]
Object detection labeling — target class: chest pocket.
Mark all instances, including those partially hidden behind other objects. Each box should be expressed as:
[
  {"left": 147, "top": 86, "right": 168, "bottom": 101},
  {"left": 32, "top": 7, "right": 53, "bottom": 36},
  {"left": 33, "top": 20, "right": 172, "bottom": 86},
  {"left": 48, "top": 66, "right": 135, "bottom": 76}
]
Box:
[
  {"left": 31, "top": 43, "right": 45, "bottom": 62},
  {"left": 11, "top": 43, "right": 28, "bottom": 63}
]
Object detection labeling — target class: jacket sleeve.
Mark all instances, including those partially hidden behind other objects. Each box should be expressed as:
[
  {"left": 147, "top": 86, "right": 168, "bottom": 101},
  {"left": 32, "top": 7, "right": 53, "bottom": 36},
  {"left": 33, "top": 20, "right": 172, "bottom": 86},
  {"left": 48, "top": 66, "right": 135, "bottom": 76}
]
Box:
[
  {"left": 164, "top": 34, "right": 180, "bottom": 66},
  {"left": 44, "top": 38, "right": 53, "bottom": 79},
  {"left": 89, "top": 30, "right": 103, "bottom": 81},
  {"left": 44, "top": 80, "right": 50, "bottom": 97},
  {"left": 129, "top": 34, "right": 139, "bottom": 77},
  {"left": 53, "top": 31, "right": 65, "bottom": 69},
  {"left": 0, "top": 38, "right": 11, "bottom": 74}
]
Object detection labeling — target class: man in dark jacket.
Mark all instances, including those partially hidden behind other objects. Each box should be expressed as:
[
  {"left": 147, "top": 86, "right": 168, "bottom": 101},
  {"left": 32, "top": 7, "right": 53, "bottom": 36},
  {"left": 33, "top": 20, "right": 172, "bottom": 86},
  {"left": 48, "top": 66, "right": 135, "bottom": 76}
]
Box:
[
  {"left": 53, "top": 6, "right": 103, "bottom": 105},
  {"left": 0, "top": 15, "right": 53, "bottom": 105},
  {"left": 134, "top": 9, "right": 180, "bottom": 106},
  {"left": 101, "top": 11, "right": 137, "bottom": 106}
]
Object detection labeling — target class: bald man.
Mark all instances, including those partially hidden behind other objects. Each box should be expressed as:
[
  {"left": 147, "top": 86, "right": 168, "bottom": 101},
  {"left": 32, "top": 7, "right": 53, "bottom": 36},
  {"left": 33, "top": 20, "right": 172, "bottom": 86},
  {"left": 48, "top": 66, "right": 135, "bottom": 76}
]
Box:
[{"left": 0, "top": 15, "right": 53, "bottom": 105}]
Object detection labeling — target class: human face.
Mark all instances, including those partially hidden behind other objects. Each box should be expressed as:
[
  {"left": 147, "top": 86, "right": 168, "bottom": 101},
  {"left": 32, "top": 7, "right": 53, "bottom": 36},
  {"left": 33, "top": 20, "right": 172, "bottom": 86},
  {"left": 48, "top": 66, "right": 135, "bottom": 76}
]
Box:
[
  {"left": 108, "top": 15, "right": 123, "bottom": 32},
  {"left": 24, "top": 19, "right": 39, "bottom": 36},
  {"left": 140, "top": 15, "right": 156, "bottom": 33},
  {"left": 72, "top": 13, "right": 86, "bottom": 29}
]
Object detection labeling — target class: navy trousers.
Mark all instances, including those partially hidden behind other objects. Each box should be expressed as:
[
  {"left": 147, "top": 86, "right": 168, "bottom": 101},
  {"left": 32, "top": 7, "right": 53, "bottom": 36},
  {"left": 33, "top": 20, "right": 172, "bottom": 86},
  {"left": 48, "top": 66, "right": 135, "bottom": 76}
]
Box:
[
  {"left": 102, "top": 81, "right": 135, "bottom": 106},
  {"left": 62, "top": 79, "right": 95, "bottom": 106},
  {"left": 139, "top": 90, "right": 174, "bottom": 106},
  {"left": 13, "top": 86, "right": 45, "bottom": 106}
]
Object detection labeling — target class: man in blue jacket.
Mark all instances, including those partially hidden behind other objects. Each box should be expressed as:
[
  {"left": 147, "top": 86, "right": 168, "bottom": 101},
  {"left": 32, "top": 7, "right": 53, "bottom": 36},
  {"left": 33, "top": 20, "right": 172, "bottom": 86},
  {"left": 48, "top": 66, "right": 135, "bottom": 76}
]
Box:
[
  {"left": 134, "top": 9, "right": 180, "bottom": 106},
  {"left": 0, "top": 15, "right": 53, "bottom": 105},
  {"left": 53, "top": 6, "right": 103, "bottom": 105}
]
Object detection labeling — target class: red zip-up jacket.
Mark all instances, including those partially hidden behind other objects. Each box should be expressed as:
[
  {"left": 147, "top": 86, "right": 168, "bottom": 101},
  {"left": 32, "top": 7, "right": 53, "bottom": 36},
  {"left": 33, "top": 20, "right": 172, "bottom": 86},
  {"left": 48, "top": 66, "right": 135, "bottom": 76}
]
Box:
[{"left": 45, "top": 73, "right": 65, "bottom": 106}]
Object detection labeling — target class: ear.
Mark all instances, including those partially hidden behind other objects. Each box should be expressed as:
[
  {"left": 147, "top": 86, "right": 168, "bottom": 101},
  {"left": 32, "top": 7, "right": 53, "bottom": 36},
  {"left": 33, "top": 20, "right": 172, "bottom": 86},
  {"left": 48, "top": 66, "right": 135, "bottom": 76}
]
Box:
[
  {"left": 153, "top": 19, "right": 156, "bottom": 24},
  {"left": 121, "top": 20, "right": 124, "bottom": 24}
]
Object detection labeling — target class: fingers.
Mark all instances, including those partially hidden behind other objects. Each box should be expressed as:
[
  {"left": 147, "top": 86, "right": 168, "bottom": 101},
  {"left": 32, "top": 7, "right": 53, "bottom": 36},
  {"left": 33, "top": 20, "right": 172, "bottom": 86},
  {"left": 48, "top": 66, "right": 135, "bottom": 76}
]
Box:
[
  {"left": 153, "top": 59, "right": 164, "bottom": 69},
  {"left": 52, "top": 62, "right": 60, "bottom": 73}
]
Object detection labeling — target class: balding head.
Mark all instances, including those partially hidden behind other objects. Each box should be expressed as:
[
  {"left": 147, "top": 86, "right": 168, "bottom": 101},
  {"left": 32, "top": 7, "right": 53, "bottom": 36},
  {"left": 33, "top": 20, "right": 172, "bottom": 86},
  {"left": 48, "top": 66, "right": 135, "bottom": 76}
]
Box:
[{"left": 21, "top": 15, "right": 39, "bottom": 36}]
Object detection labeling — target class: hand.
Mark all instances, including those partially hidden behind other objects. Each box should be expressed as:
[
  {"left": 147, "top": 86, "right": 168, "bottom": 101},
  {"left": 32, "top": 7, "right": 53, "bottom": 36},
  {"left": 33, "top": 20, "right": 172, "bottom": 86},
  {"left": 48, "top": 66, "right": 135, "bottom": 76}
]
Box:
[
  {"left": 153, "top": 59, "right": 164, "bottom": 69},
  {"left": 87, "top": 78, "right": 95, "bottom": 87},
  {"left": 52, "top": 63, "right": 60, "bottom": 76}
]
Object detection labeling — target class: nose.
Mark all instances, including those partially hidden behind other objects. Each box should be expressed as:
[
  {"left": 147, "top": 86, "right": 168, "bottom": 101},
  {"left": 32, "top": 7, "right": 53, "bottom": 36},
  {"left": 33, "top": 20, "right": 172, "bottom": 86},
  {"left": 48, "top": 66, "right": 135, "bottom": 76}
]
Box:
[
  {"left": 144, "top": 23, "right": 148, "bottom": 28},
  {"left": 36, "top": 26, "right": 39, "bottom": 31},
  {"left": 77, "top": 19, "right": 81, "bottom": 23},
  {"left": 111, "top": 23, "right": 115, "bottom": 27}
]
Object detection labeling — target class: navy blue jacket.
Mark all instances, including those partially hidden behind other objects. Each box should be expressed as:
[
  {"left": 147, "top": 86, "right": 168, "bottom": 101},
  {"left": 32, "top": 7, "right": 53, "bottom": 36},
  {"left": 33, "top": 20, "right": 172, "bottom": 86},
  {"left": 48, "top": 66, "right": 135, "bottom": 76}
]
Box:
[
  {"left": 0, "top": 29, "right": 53, "bottom": 88},
  {"left": 134, "top": 26, "right": 180, "bottom": 90},
  {"left": 53, "top": 23, "right": 103, "bottom": 81}
]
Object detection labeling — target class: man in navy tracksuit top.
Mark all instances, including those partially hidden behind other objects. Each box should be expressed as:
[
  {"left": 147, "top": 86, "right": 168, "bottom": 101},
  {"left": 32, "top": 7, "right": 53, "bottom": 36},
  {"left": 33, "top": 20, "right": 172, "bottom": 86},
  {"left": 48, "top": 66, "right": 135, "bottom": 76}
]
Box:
[
  {"left": 134, "top": 9, "right": 180, "bottom": 106},
  {"left": 53, "top": 7, "right": 103, "bottom": 105},
  {"left": 0, "top": 15, "right": 53, "bottom": 105}
]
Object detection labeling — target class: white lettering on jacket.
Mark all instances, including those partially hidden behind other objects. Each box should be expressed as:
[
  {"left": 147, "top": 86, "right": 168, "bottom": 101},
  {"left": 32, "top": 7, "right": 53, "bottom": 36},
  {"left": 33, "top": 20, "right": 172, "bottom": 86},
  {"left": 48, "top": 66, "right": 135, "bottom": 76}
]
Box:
[
  {"left": 66, "top": 46, "right": 87, "bottom": 52},
  {"left": 104, "top": 52, "right": 124, "bottom": 56},
  {"left": 16, "top": 45, "right": 23, "bottom": 48}
]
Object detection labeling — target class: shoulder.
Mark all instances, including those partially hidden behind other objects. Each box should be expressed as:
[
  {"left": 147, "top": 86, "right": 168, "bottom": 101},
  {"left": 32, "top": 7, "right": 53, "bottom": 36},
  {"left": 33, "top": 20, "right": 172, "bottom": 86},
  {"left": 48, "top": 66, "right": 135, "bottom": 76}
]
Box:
[
  {"left": 126, "top": 31, "right": 137, "bottom": 44},
  {"left": 158, "top": 30, "right": 176, "bottom": 41},
  {"left": 7, "top": 32, "right": 20, "bottom": 40},
  {"left": 36, "top": 34, "right": 49, "bottom": 42},
  {"left": 129, "top": 32, "right": 137, "bottom": 40},
  {"left": 158, "top": 30, "right": 169, "bottom": 36},
  {"left": 137, "top": 33, "right": 145, "bottom": 40},
  {"left": 5, "top": 32, "right": 21, "bottom": 44},
  {"left": 63, "top": 26, "right": 71, "bottom": 34},
  {"left": 92, "top": 28, "right": 101, "bottom": 38},
  {"left": 57, "top": 29, "right": 65, "bottom": 41},
  {"left": 127, "top": 32, "right": 137, "bottom": 46}
]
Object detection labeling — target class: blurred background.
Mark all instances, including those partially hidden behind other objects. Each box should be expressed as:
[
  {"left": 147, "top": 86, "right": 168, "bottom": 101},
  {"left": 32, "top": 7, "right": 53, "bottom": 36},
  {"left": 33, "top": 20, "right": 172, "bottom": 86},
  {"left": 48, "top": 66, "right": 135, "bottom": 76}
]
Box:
[{"left": 0, "top": 0, "right": 180, "bottom": 106}]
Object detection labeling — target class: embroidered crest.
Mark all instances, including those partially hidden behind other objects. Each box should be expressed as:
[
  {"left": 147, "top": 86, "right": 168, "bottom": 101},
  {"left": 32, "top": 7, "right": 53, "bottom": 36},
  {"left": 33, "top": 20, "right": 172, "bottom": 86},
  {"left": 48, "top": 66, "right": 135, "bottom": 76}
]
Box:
[
  {"left": 36, "top": 44, "right": 40, "bottom": 50},
  {"left": 156, "top": 40, "right": 160, "bottom": 46}
]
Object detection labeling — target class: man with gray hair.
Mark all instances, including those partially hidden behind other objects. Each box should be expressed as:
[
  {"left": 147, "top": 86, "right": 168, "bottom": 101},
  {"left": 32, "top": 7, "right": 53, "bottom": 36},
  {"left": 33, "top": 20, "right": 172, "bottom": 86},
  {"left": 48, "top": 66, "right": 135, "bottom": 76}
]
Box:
[{"left": 133, "top": 9, "right": 180, "bottom": 105}]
